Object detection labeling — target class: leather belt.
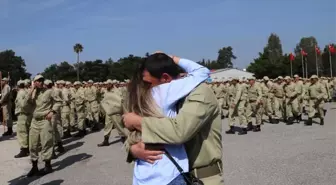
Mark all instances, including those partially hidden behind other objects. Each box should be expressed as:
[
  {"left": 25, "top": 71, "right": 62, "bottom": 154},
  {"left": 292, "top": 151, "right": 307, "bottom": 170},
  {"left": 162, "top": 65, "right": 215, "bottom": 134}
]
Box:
[{"left": 191, "top": 160, "right": 222, "bottom": 179}]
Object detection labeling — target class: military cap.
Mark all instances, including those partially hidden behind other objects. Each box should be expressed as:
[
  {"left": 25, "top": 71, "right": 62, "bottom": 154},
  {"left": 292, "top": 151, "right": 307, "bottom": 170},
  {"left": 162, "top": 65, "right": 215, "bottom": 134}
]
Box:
[
  {"left": 88, "top": 80, "right": 94, "bottom": 83},
  {"left": 17, "top": 80, "right": 24, "bottom": 86},
  {"left": 74, "top": 81, "right": 81, "bottom": 85},
  {"left": 294, "top": 74, "right": 299, "bottom": 78},
  {"left": 24, "top": 79, "right": 31, "bottom": 85},
  {"left": 284, "top": 76, "right": 291, "bottom": 80},
  {"left": 58, "top": 80, "right": 65, "bottom": 84},
  {"left": 2, "top": 77, "right": 9, "bottom": 81},
  {"left": 248, "top": 76, "right": 256, "bottom": 80},
  {"left": 232, "top": 77, "right": 239, "bottom": 81},
  {"left": 106, "top": 79, "right": 113, "bottom": 84},
  {"left": 310, "top": 75, "right": 318, "bottom": 79},
  {"left": 33, "top": 74, "right": 44, "bottom": 81},
  {"left": 44, "top": 79, "right": 53, "bottom": 85},
  {"left": 277, "top": 76, "right": 283, "bottom": 80},
  {"left": 263, "top": 76, "right": 269, "bottom": 81},
  {"left": 124, "top": 79, "right": 130, "bottom": 83},
  {"left": 65, "top": 81, "right": 71, "bottom": 85},
  {"left": 83, "top": 81, "right": 87, "bottom": 84}
]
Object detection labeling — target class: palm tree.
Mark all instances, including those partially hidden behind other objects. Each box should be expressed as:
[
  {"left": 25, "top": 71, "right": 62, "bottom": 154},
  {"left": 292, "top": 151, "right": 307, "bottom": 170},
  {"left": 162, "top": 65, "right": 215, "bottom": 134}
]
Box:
[{"left": 73, "top": 43, "right": 83, "bottom": 81}]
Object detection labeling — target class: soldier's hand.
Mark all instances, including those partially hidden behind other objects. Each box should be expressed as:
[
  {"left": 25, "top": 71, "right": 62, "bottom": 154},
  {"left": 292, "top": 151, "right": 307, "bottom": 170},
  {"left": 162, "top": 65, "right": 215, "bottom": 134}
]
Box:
[
  {"left": 122, "top": 112, "right": 142, "bottom": 131},
  {"left": 45, "top": 112, "right": 53, "bottom": 121},
  {"left": 130, "top": 142, "right": 164, "bottom": 164}
]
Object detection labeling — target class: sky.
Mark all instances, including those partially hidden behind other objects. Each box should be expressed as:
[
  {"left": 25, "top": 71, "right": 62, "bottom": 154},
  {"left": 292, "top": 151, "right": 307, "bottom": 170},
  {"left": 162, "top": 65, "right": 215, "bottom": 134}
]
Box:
[{"left": 0, "top": 0, "right": 335, "bottom": 75}]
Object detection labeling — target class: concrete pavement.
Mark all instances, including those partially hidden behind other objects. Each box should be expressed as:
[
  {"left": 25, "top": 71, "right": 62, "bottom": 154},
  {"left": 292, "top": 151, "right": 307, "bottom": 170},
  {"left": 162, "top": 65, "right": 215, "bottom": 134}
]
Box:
[{"left": 0, "top": 103, "right": 335, "bottom": 185}]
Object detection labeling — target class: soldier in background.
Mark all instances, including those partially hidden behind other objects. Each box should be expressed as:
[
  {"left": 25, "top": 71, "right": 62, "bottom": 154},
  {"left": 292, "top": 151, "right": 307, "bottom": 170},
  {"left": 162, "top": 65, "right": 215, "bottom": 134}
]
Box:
[
  {"left": 305, "top": 75, "right": 327, "bottom": 126},
  {"left": 283, "top": 76, "right": 300, "bottom": 125},
  {"left": 271, "top": 76, "right": 285, "bottom": 123},
  {"left": 246, "top": 76, "right": 263, "bottom": 132},
  {"left": 14, "top": 80, "right": 31, "bottom": 158},
  {"left": 73, "top": 81, "right": 87, "bottom": 137},
  {"left": 293, "top": 74, "right": 304, "bottom": 121},
  {"left": 1, "top": 77, "right": 13, "bottom": 136}
]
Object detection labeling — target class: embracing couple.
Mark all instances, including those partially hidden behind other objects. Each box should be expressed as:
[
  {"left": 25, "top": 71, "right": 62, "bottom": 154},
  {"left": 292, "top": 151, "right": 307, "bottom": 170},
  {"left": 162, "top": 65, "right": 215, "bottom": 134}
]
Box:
[{"left": 122, "top": 51, "right": 223, "bottom": 185}]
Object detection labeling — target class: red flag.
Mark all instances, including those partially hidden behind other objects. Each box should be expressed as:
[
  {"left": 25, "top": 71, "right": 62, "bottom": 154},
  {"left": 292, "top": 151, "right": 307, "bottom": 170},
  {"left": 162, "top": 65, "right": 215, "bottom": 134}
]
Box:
[
  {"left": 289, "top": 53, "right": 295, "bottom": 61},
  {"left": 329, "top": 45, "right": 335, "bottom": 54},
  {"left": 315, "top": 45, "right": 321, "bottom": 55},
  {"left": 301, "top": 48, "right": 308, "bottom": 56}
]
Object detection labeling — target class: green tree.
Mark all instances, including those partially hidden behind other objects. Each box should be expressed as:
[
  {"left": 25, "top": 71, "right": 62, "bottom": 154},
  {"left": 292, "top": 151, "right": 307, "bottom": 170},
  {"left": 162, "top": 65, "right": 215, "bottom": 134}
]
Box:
[
  {"left": 217, "top": 46, "right": 236, "bottom": 68},
  {"left": 294, "top": 37, "right": 318, "bottom": 77},
  {"left": 73, "top": 43, "right": 83, "bottom": 81},
  {"left": 0, "top": 50, "right": 31, "bottom": 85},
  {"left": 263, "top": 33, "right": 283, "bottom": 63}
]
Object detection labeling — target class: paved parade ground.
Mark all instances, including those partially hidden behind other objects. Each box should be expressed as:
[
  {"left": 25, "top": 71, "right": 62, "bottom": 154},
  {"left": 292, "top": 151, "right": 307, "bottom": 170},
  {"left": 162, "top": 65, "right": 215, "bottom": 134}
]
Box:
[{"left": 0, "top": 103, "right": 335, "bottom": 185}]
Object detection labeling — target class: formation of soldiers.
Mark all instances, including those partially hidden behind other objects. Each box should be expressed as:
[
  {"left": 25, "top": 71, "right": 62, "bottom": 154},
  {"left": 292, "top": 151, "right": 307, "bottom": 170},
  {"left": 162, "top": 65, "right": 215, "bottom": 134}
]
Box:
[
  {"left": 1, "top": 75, "right": 129, "bottom": 177},
  {"left": 209, "top": 74, "right": 335, "bottom": 135}
]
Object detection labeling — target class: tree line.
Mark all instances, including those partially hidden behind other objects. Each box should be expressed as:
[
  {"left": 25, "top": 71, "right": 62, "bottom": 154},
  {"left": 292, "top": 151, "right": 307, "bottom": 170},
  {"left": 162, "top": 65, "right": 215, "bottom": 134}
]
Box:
[{"left": 0, "top": 33, "right": 335, "bottom": 85}]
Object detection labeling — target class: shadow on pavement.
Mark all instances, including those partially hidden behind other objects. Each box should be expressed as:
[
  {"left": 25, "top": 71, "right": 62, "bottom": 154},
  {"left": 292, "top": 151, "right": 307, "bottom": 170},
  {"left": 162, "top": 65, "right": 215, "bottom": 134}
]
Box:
[
  {"left": 7, "top": 153, "right": 93, "bottom": 185},
  {"left": 40, "top": 179, "right": 64, "bottom": 185},
  {"left": 56, "top": 141, "right": 84, "bottom": 158}
]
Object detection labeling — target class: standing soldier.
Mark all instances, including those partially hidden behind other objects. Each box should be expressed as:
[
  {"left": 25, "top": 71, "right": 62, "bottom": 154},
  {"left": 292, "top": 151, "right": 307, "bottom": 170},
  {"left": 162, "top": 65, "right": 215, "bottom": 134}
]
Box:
[
  {"left": 27, "top": 75, "right": 62, "bottom": 177},
  {"left": 260, "top": 76, "right": 273, "bottom": 123},
  {"left": 246, "top": 77, "right": 263, "bottom": 131},
  {"left": 1, "top": 77, "right": 13, "bottom": 136},
  {"left": 14, "top": 80, "right": 31, "bottom": 158},
  {"left": 283, "top": 76, "right": 300, "bottom": 125},
  {"left": 305, "top": 75, "right": 327, "bottom": 126},
  {"left": 213, "top": 80, "right": 226, "bottom": 119},
  {"left": 60, "top": 81, "right": 71, "bottom": 138},
  {"left": 85, "top": 80, "right": 100, "bottom": 131},
  {"left": 68, "top": 82, "right": 77, "bottom": 131},
  {"left": 272, "top": 76, "right": 285, "bottom": 123},
  {"left": 73, "top": 82, "right": 87, "bottom": 137},
  {"left": 293, "top": 74, "right": 304, "bottom": 121}
]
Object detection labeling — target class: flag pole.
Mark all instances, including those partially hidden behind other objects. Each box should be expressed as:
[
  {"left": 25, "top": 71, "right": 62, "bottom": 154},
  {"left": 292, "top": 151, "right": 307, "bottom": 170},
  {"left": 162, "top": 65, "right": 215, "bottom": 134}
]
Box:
[
  {"left": 305, "top": 58, "right": 308, "bottom": 78},
  {"left": 290, "top": 60, "right": 293, "bottom": 77},
  {"left": 329, "top": 49, "right": 333, "bottom": 77},
  {"left": 301, "top": 49, "right": 304, "bottom": 78},
  {"left": 315, "top": 46, "right": 319, "bottom": 77}
]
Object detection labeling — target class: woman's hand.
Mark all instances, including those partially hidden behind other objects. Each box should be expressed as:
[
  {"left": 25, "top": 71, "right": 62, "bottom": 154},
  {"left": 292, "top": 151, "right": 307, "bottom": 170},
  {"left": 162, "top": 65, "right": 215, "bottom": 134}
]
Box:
[
  {"left": 130, "top": 142, "right": 164, "bottom": 164},
  {"left": 123, "top": 112, "right": 143, "bottom": 131}
]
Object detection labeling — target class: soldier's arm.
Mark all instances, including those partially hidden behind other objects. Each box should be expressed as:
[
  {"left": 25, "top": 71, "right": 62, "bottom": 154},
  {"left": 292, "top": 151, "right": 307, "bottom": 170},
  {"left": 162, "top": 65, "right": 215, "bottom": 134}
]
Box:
[
  {"left": 319, "top": 84, "right": 328, "bottom": 100},
  {"left": 256, "top": 86, "right": 263, "bottom": 103},
  {"left": 233, "top": 85, "right": 242, "bottom": 105},
  {"left": 141, "top": 92, "right": 216, "bottom": 144},
  {"left": 0, "top": 86, "right": 10, "bottom": 104}
]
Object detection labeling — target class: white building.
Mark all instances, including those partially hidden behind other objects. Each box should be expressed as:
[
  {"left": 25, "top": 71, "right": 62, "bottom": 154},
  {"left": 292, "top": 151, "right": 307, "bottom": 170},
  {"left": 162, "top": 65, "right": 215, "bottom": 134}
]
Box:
[{"left": 210, "top": 68, "right": 254, "bottom": 80}]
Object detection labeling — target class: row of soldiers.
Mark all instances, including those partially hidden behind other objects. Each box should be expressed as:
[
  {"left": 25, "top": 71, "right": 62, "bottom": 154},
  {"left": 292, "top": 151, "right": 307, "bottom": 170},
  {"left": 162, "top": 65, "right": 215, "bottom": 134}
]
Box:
[
  {"left": 1, "top": 75, "right": 129, "bottom": 177},
  {"left": 209, "top": 75, "right": 335, "bottom": 135}
]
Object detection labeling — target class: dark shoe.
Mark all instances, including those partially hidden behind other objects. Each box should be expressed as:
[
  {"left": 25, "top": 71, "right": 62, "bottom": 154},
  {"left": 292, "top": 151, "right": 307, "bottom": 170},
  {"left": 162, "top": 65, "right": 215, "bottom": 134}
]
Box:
[
  {"left": 296, "top": 114, "right": 302, "bottom": 122},
  {"left": 268, "top": 116, "right": 272, "bottom": 123},
  {"left": 238, "top": 128, "right": 247, "bottom": 135},
  {"left": 14, "top": 148, "right": 29, "bottom": 158},
  {"left": 39, "top": 160, "right": 53, "bottom": 176},
  {"left": 273, "top": 119, "right": 279, "bottom": 124},
  {"left": 225, "top": 126, "right": 235, "bottom": 134},
  {"left": 304, "top": 118, "right": 313, "bottom": 126},
  {"left": 56, "top": 142, "right": 65, "bottom": 153},
  {"left": 91, "top": 124, "right": 100, "bottom": 132},
  {"left": 27, "top": 160, "right": 39, "bottom": 177},
  {"left": 97, "top": 136, "right": 109, "bottom": 147},
  {"left": 246, "top": 122, "right": 253, "bottom": 131},
  {"left": 253, "top": 125, "right": 261, "bottom": 132},
  {"left": 320, "top": 118, "right": 324, "bottom": 125},
  {"left": 2, "top": 127, "right": 13, "bottom": 136},
  {"left": 62, "top": 130, "right": 72, "bottom": 139},
  {"left": 323, "top": 109, "right": 327, "bottom": 116},
  {"left": 286, "top": 117, "right": 294, "bottom": 125}
]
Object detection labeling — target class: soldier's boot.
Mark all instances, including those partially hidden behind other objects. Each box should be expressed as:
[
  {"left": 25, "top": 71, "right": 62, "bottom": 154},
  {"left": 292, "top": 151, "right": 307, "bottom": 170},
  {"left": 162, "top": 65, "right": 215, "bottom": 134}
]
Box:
[
  {"left": 97, "top": 135, "right": 109, "bottom": 147},
  {"left": 39, "top": 160, "right": 53, "bottom": 176},
  {"left": 56, "top": 142, "right": 65, "bottom": 153},
  {"left": 14, "top": 148, "right": 29, "bottom": 158},
  {"left": 27, "top": 160, "right": 39, "bottom": 177},
  {"left": 253, "top": 125, "right": 261, "bottom": 132},
  {"left": 2, "top": 127, "right": 13, "bottom": 136},
  {"left": 286, "top": 117, "right": 294, "bottom": 125},
  {"left": 304, "top": 118, "right": 313, "bottom": 126},
  {"left": 62, "top": 130, "right": 72, "bottom": 139},
  {"left": 246, "top": 122, "right": 253, "bottom": 131},
  {"left": 273, "top": 119, "right": 280, "bottom": 124},
  {"left": 238, "top": 128, "right": 247, "bottom": 135},
  {"left": 225, "top": 126, "right": 235, "bottom": 134},
  {"left": 323, "top": 109, "right": 327, "bottom": 116},
  {"left": 91, "top": 123, "right": 100, "bottom": 132},
  {"left": 296, "top": 114, "right": 302, "bottom": 122},
  {"left": 73, "top": 129, "right": 86, "bottom": 138},
  {"left": 268, "top": 116, "right": 272, "bottom": 123},
  {"left": 320, "top": 118, "right": 324, "bottom": 126}
]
